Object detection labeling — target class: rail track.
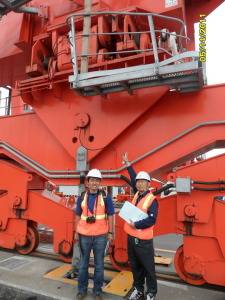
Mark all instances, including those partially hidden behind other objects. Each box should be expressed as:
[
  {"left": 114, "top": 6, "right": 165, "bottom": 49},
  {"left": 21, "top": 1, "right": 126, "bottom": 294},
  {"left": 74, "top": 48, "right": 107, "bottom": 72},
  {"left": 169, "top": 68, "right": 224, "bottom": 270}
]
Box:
[{"left": 29, "top": 246, "right": 225, "bottom": 295}]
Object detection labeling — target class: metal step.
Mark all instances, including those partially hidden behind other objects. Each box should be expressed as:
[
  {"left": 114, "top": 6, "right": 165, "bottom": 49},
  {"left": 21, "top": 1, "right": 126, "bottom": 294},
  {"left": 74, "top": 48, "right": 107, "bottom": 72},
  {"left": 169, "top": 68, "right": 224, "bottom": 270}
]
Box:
[{"left": 69, "top": 52, "right": 206, "bottom": 96}]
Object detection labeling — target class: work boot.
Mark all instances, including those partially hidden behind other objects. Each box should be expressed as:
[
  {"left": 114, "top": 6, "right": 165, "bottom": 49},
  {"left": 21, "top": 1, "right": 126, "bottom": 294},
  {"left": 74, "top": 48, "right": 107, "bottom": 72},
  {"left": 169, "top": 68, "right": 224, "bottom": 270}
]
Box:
[
  {"left": 76, "top": 292, "right": 87, "bottom": 299},
  {"left": 146, "top": 293, "right": 156, "bottom": 300},
  {"left": 128, "top": 287, "right": 144, "bottom": 300},
  {"left": 64, "top": 268, "right": 78, "bottom": 279}
]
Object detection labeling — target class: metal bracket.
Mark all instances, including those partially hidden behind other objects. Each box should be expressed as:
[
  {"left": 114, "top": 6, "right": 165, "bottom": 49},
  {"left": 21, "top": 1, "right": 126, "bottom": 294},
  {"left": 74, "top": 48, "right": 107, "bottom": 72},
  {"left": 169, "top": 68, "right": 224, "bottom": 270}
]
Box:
[
  {"left": 76, "top": 146, "right": 88, "bottom": 195},
  {"left": 76, "top": 146, "right": 88, "bottom": 172}
]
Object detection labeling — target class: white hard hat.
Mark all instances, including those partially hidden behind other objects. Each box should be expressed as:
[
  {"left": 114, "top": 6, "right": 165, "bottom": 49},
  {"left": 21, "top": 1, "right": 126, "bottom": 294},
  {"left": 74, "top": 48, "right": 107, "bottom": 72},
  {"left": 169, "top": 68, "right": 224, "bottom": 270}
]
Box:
[
  {"left": 86, "top": 169, "right": 102, "bottom": 179},
  {"left": 136, "top": 171, "right": 151, "bottom": 182}
]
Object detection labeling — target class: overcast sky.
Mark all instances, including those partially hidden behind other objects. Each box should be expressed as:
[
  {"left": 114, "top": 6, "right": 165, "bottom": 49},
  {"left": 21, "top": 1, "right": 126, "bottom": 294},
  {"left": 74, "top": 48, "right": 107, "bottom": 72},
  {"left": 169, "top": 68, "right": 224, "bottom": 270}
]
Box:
[{"left": 195, "top": 1, "right": 225, "bottom": 85}]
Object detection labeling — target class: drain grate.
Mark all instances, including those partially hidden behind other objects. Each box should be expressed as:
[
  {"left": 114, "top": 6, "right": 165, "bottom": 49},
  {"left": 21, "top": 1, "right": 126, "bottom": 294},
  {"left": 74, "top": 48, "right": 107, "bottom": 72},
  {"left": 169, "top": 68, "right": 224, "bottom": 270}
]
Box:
[{"left": 0, "top": 256, "right": 32, "bottom": 270}]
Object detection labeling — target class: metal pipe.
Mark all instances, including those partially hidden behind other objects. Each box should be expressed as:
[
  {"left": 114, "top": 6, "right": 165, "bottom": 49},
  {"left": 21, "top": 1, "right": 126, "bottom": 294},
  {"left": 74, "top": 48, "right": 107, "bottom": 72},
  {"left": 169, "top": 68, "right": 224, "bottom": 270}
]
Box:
[
  {"left": 0, "top": 0, "right": 38, "bottom": 14},
  {"left": 0, "top": 0, "right": 12, "bottom": 8},
  {"left": 193, "top": 180, "right": 225, "bottom": 185},
  {"left": 153, "top": 184, "right": 175, "bottom": 196},
  {"left": 68, "top": 16, "right": 78, "bottom": 81},
  {"left": 75, "top": 30, "right": 189, "bottom": 41},
  {"left": 0, "top": 141, "right": 79, "bottom": 176},
  {"left": 77, "top": 30, "right": 152, "bottom": 36},
  {"left": 67, "top": 11, "right": 185, "bottom": 28},
  {"left": 15, "top": 6, "right": 39, "bottom": 14},
  {"left": 100, "top": 120, "right": 225, "bottom": 173},
  {"left": 0, "top": 141, "right": 121, "bottom": 179},
  {"left": 1, "top": 121, "right": 225, "bottom": 178},
  {"left": 157, "top": 47, "right": 173, "bottom": 57},
  {"left": 11, "top": 0, "right": 32, "bottom": 9},
  {"left": 80, "top": 0, "right": 92, "bottom": 73},
  {"left": 194, "top": 187, "right": 225, "bottom": 191},
  {"left": 66, "top": 11, "right": 186, "bottom": 60},
  {"left": 77, "top": 48, "right": 154, "bottom": 57},
  {"left": 148, "top": 15, "right": 159, "bottom": 65}
]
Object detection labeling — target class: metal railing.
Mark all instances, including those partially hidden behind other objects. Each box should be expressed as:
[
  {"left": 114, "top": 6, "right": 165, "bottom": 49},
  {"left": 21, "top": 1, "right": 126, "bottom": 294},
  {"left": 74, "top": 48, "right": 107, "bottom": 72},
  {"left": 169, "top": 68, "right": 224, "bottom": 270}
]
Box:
[
  {"left": 67, "top": 11, "right": 189, "bottom": 79},
  {"left": 66, "top": 11, "right": 205, "bottom": 95}
]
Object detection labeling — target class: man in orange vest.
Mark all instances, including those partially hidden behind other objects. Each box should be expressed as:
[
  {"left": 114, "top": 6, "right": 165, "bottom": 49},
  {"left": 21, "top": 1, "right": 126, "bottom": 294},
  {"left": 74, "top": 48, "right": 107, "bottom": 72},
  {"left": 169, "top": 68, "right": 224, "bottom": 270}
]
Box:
[
  {"left": 75, "top": 169, "right": 114, "bottom": 300},
  {"left": 122, "top": 153, "right": 158, "bottom": 300}
]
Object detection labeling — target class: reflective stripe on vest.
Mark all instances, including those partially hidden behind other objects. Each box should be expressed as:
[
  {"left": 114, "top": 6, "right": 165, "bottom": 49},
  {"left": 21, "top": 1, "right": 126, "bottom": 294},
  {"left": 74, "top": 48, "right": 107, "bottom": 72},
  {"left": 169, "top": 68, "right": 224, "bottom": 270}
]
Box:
[
  {"left": 124, "top": 191, "right": 155, "bottom": 240},
  {"left": 77, "top": 192, "right": 109, "bottom": 236}
]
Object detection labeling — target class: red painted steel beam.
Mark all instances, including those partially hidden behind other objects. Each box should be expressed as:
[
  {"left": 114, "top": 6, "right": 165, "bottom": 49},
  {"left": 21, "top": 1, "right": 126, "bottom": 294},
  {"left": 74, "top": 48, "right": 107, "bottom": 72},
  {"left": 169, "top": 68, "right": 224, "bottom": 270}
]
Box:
[
  {"left": 0, "top": 113, "right": 74, "bottom": 176},
  {"left": 91, "top": 84, "right": 225, "bottom": 178},
  {"left": 1, "top": 84, "right": 225, "bottom": 187}
]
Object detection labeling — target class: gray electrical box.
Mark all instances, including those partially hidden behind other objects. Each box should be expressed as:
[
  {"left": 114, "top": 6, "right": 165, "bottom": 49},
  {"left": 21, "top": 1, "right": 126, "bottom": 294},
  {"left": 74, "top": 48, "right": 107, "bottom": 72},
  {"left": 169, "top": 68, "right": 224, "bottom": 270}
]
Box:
[
  {"left": 76, "top": 146, "right": 87, "bottom": 171},
  {"left": 176, "top": 178, "right": 191, "bottom": 193}
]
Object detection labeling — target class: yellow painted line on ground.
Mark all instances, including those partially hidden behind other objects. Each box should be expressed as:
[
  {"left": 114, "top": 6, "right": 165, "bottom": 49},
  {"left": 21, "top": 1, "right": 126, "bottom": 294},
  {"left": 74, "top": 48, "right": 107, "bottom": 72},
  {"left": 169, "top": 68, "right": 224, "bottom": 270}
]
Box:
[
  {"left": 103, "top": 271, "right": 133, "bottom": 297},
  {"left": 155, "top": 248, "right": 176, "bottom": 254},
  {"left": 44, "top": 264, "right": 118, "bottom": 290},
  {"left": 44, "top": 264, "right": 77, "bottom": 286},
  {"left": 155, "top": 256, "right": 172, "bottom": 265}
]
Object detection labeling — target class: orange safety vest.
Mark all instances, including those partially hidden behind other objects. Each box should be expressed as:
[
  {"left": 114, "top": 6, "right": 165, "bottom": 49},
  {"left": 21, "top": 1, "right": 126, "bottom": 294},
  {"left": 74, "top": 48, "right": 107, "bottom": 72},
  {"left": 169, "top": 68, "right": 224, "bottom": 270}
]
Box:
[
  {"left": 76, "top": 192, "right": 109, "bottom": 236},
  {"left": 124, "top": 191, "right": 155, "bottom": 240}
]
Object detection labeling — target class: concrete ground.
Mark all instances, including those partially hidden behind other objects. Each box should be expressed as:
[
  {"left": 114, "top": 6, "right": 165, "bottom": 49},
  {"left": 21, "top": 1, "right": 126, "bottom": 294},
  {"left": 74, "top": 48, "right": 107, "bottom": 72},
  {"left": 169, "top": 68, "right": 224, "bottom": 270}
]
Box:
[{"left": 0, "top": 234, "right": 224, "bottom": 300}]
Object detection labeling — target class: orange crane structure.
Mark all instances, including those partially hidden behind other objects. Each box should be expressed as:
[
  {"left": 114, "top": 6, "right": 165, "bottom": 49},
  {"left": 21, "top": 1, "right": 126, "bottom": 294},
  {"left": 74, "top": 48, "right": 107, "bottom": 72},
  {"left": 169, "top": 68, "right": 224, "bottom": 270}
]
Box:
[{"left": 0, "top": 0, "right": 225, "bottom": 287}]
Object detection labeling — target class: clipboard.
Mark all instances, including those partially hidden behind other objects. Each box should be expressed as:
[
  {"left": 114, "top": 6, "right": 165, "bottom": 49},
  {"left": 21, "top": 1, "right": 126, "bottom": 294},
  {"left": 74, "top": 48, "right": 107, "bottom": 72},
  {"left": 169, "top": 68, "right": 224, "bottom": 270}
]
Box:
[{"left": 119, "top": 201, "right": 148, "bottom": 223}]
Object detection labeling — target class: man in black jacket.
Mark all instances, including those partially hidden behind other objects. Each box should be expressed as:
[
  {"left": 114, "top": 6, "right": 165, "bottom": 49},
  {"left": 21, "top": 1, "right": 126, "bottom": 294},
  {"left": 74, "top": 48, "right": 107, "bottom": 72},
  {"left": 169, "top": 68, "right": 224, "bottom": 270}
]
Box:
[{"left": 122, "top": 153, "right": 158, "bottom": 300}]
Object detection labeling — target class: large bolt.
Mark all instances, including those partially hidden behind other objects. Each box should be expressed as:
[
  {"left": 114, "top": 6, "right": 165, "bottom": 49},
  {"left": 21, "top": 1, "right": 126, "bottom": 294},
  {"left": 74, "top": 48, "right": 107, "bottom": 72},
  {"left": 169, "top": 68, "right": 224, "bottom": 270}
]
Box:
[
  {"left": 184, "top": 205, "right": 196, "bottom": 217},
  {"left": 14, "top": 196, "right": 22, "bottom": 207},
  {"left": 74, "top": 113, "right": 90, "bottom": 129},
  {"left": 28, "top": 174, "right": 33, "bottom": 181}
]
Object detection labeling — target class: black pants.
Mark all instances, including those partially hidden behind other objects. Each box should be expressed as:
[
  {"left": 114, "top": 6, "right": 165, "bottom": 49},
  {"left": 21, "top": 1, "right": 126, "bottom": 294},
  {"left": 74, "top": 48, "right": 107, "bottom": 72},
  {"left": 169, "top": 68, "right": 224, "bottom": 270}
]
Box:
[{"left": 128, "top": 235, "right": 157, "bottom": 295}]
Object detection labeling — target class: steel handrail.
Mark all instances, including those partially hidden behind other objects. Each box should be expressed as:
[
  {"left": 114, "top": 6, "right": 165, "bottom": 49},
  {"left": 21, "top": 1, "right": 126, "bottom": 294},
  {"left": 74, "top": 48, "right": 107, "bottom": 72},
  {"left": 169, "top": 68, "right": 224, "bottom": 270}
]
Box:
[{"left": 67, "top": 10, "right": 188, "bottom": 78}]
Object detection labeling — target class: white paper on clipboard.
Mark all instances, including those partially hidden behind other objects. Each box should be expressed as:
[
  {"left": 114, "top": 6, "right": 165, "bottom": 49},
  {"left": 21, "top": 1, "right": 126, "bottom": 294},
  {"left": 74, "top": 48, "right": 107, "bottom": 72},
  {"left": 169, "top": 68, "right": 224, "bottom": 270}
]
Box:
[{"left": 119, "top": 201, "right": 148, "bottom": 223}]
